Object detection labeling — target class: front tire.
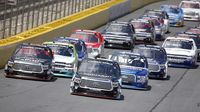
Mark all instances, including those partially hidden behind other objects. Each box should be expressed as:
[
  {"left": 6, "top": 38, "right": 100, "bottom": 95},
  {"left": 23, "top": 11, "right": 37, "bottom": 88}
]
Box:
[
  {"left": 70, "top": 82, "right": 79, "bottom": 94},
  {"left": 70, "top": 82, "right": 75, "bottom": 94},
  {"left": 70, "top": 87, "right": 75, "bottom": 94},
  {"left": 4, "top": 65, "right": 13, "bottom": 77},
  {"left": 114, "top": 92, "right": 121, "bottom": 100},
  {"left": 113, "top": 87, "right": 121, "bottom": 100}
]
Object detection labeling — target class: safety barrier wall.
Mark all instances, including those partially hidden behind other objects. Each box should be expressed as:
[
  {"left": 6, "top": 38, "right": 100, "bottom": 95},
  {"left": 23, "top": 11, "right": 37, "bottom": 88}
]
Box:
[
  {"left": 108, "top": 0, "right": 131, "bottom": 21},
  {"left": 0, "top": 0, "right": 161, "bottom": 68}
]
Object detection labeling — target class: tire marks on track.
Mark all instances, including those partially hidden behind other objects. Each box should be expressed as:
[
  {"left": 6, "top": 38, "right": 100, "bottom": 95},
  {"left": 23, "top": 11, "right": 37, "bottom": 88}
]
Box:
[{"left": 148, "top": 68, "right": 189, "bottom": 112}]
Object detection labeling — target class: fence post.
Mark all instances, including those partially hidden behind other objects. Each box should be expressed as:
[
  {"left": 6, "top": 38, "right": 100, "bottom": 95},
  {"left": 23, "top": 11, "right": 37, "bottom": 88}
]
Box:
[
  {"left": 50, "top": 0, "right": 54, "bottom": 21},
  {"left": 2, "top": 0, "right": 7, "bottom": 39},
  {"left": 41, "top": 0, "right": 45, "bottom": 24},
  {"left": 26, "top": 0, "right": 31, "bottom": 30},
  {"left": 63, "top": 0, "right": 67, "bottom": 16},
  {"left": 46, "top": 0, "right": 50, "bottom": 23},
  {"left": 78, "top": 0, "right": 80, "bottom": 12},
  {"left": 8, "top": 3, "right": 14, "bottom": 37}
]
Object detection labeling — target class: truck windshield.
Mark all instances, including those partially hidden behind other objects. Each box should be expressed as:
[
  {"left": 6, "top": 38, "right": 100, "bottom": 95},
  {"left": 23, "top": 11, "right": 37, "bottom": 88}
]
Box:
[
  {"left": 46, "top": 45, "right": 73, "bottom": 57},
  {"left": 71, "top": 33, "right": 98, "bottom": 43},
  {"left": 134, "top": 48, "right": 166, "bottom": 62},
  {"left": 15, "top": 46, "right": 52, "bottom": 60},
  {"left": 78, "top": 60, "right": 119, "bottom": 77},
  {"left": 163, "top": 39, "right": 193, "bottom": 50},
  {"left": 111, "top": 54, "right": 146, "bottom": 68}
]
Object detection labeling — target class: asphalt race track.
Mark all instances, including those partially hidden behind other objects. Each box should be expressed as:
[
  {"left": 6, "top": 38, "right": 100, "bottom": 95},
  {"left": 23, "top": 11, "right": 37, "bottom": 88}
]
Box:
[{"left": 0, "top": 0, "right": 200, "bottom": 112}]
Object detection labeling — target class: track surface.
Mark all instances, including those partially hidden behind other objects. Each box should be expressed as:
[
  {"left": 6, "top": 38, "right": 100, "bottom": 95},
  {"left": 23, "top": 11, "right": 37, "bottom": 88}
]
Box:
[{"left": 0, "top": 0, "right": 200, "bottom": 112}]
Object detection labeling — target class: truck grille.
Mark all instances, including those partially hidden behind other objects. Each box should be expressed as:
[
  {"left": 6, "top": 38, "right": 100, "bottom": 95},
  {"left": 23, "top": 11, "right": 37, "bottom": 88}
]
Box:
[
  {"left": 185, "top": 12, "right": 195, "bottom": 16},
  {"left": 149, "top": 64, "right": 160, "bottom": 72},
  {"left": 107, "top": 38, "right": 125, "bottom": 44},
  {"left": 80, "top": 78, "right": 112, "bottom": 90},
  {"left": 53, "top": 65, "right": 65, "bottom": 68},
  {"left": 122, "top": 74, "right": 135, "bottom": 83},
  {"left": 168, "top": 56, "right": 187, "bottom": 63},
  {"left": 53, "top": 62, "right": 66, "bottom": 68},
  {"left": 168, "top": 56, "right": 186, "bottom": 60},
  {"left": 13, "top": 63, "right": 43, "bottom": 73}
]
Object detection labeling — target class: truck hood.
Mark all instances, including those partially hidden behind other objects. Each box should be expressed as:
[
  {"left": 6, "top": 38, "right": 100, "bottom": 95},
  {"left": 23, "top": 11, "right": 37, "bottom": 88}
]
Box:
[
  {"left": 104, "top": 32, "right": 129, "bottom": 36},
  {"left": 183, "top": 8, "right": 200, "bottom": 14},
  {"left": 79, "top": 73, "right": 114, "bottom": 81},
  {"left": 147, "top": 58, "right": 159, "bottom": 65},
  {"left": 135, "top": 31, "right": 151, "bottom": 36},
  {"left": 165, "top": 48, "right": 195, "bottom": 57},
  {"left": 85, "top": 42, "right": 100, "bottom": 48},
  {"left": 120, "top": 65, "right": 147, "bottom": 76},
  {"left": 168, "top": 13, "right": 181, "bottom": 19},
  {"left": 135, "top": 29, "right": 147, "bottom": 32},
  {"left": 103, "top": 34, "right": 131, "bottom": 40},
  {"left": 103, "top": 32, "right": 132, "bottom": 39},
  {"left": 14, "top": 57, "right": 50, "bottom": 65},
  {"left": 53, "top": 55, "right": 75, "bottom": 64}
]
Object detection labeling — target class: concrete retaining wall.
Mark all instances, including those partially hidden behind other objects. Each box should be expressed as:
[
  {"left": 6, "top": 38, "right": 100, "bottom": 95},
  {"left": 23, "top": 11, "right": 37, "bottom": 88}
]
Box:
[
  {"left": 109, "top": 0, "right": 131, "bottom": 21},
  {"left": 0, "top": 0, "right": 161, "bottom": 68}
]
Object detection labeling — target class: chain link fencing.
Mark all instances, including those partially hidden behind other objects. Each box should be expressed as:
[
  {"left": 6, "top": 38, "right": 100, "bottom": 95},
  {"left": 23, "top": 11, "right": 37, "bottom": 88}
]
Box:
[{"left": 0, "top": 0, "right": 110, "bottom": 39}]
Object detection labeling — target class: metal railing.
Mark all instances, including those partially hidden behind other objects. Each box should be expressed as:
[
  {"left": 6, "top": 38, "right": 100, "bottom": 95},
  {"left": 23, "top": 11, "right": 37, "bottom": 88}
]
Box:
[{"left": 0, "top": 0, "right": 110, "bottom": 39}]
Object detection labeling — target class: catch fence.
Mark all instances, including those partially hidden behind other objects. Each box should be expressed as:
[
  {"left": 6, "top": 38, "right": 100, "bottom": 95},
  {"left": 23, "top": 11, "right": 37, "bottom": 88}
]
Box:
[{"left": 0, "top": 0, "right": 110, "bottom": 39}]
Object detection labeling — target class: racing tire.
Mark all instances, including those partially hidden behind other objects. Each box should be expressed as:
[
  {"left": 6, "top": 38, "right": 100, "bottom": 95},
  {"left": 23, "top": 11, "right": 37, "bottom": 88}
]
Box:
[
  {"left": 114, "top": 92, "right": 121, "bottom": 100},
  {"left": 97, "top": 54, "right": 101, "bottom": 58},
  {"left": 192, "top": 56, "right": 198, "bottom": 68},
  {"left": 70, "top": 86, "right": 76, "bottom": 94},
  {"left": 4, "top": 73, "right": 10, "bottom": 77},
  {"left": 191, "top": 60, "right": 198, "bottom": 69},
  {"left": 4, "top": 66, "right": 13, "bottom": 77},
  {"left": 144, "top": 85, "right": 151, "bottom": 91},
  {"left": 163, "top": 75, "right": 168, "bottom": 80},
  {"left": 113, "top": 87, "right": 121, "bottom": 100},
  {"left": 70, "top": 82, "right": 79, "bottom": 94},
  {"left": 197, "top": 52, "right": 200, "bottom": 62}
]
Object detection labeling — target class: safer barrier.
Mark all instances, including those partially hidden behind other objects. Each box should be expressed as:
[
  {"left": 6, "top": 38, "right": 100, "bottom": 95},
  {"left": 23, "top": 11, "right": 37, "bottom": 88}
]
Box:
[
  {"left": 108, "top": 0, "right": 131, "bottom": 21},
  {"left": 0, "top": 0, "right": 161, "bottom": 68}
]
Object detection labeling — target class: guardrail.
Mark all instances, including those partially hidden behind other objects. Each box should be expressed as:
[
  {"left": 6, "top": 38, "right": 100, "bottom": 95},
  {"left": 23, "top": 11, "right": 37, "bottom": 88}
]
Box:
[{"left": 0, "top": 0, "right": 161, "bottom": 68}]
